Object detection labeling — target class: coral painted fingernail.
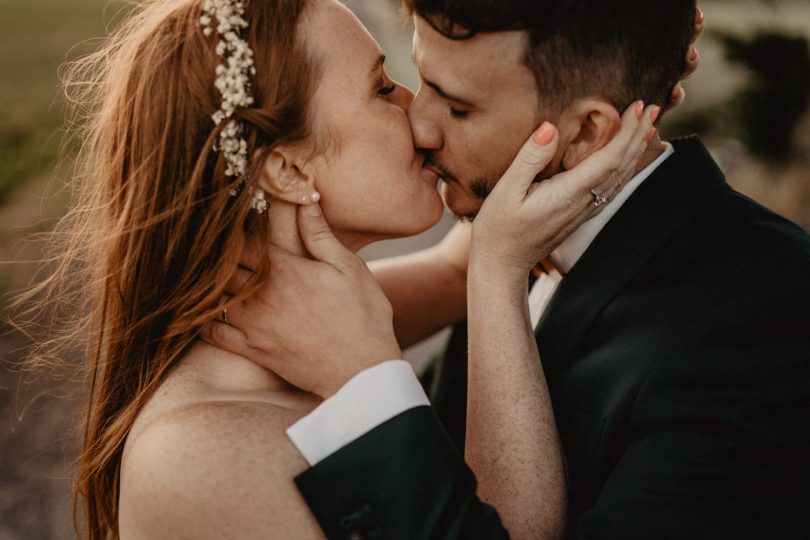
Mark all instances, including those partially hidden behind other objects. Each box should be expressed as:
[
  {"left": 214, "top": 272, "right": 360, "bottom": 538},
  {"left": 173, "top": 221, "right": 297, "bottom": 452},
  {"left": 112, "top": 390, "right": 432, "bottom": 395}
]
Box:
[
  {"left": 534, "top": 122, "right": 555, "bottom": 145},
  {"left": 650, "top": 106, "right": 661, "bottom": 124},
  {"left": 635, "top": 101, "right": 644, "bottom": 120},
  {"left": 646, "top": 127, "right": 657, "bottom": 144},
  {"left": 696, "top": 7, "right": 704, "bottom": 25},
  {"left": 689, "top": 46, "right": 699, "bottom": 62}
]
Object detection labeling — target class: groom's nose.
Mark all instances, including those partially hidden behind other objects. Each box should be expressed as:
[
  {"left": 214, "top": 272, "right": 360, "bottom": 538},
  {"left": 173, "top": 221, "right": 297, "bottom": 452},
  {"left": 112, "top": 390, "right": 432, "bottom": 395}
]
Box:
[{"left": 408, "top": 88, "right": 443, "bottom": 152}]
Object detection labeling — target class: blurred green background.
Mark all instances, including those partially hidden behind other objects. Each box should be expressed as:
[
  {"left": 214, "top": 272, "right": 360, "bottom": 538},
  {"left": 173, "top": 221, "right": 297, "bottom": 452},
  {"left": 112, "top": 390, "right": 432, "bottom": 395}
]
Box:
[{"left": 1, "top": 1, "right": 809, "bottom": 538}]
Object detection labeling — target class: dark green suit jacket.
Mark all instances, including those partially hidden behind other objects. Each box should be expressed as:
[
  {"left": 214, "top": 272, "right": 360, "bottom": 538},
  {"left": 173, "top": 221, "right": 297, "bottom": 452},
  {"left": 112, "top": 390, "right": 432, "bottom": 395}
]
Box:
[{"left": 295, "top": 137, "right": 810, "bottom": 539}]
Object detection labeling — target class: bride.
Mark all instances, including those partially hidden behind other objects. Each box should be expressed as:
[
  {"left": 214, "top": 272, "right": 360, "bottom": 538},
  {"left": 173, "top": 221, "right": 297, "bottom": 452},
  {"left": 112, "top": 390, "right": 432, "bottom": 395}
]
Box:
[{"left": 23, "top": 0, "right": 688, "bottom": 537}]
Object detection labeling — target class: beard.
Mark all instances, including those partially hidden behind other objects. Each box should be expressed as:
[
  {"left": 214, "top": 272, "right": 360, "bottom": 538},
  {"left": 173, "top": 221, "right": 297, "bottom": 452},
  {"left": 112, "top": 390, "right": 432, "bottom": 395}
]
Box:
[
  {"left": 468, "top": 161, "right": 558, "bottom": 201},
  {"left": 427, "top": 148, "right": 561, "bottom": 221}
]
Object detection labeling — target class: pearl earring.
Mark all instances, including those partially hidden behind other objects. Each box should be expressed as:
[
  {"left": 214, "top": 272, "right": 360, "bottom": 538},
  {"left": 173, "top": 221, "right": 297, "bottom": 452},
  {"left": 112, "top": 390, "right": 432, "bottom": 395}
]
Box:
[{"left": 300, "top": 191, "right": 320, "bottom": 204}]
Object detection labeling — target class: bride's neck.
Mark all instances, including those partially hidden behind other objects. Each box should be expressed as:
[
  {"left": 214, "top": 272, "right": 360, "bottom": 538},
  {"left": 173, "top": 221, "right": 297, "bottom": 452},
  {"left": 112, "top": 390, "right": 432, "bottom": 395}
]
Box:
[{"left": 268, "top": 198, "right": 372, "bottom": 255}]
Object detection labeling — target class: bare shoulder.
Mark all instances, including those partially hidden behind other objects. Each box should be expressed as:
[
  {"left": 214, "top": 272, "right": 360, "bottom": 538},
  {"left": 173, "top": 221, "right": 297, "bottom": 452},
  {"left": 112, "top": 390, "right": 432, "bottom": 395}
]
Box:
[{"left": 119, "top": 400, "right": 324, "bottom": 540}]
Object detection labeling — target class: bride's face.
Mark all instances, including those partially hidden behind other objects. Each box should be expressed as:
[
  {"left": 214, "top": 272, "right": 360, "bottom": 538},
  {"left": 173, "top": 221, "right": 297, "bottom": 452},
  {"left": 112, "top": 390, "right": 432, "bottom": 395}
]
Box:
[{"left": 299, "top": 0, "right": 444, "bottom": 247}]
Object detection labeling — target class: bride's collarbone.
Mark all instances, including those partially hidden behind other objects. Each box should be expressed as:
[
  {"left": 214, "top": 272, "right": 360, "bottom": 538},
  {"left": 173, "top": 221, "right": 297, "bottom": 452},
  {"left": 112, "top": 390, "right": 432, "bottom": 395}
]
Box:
[
  {"left": 126, "top": 347, "right": 319, "bottom": 457},
  {"left": 168, "top": 341, "right": 318, "bottom": 408}
]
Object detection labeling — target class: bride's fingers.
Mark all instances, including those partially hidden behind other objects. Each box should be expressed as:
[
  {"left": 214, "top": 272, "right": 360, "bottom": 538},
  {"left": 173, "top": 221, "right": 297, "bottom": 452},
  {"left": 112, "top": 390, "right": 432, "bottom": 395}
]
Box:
[
  {"left": 611, "top": 105, "right": 661, "bottom": 167},
  {"left": 593, "top": 104, "right": 659, "bottom": 208},
  {"left": 670, "top": 85, "right": 686, "bottom": 108},
  {"left": 670, "top": 47, "right": 698, "bottom": 107},
  {"left": 540, "top": 100, "right": 644, "bottom": 199},
  {"left": 620, "top": 104, "right": 660, "bottom": 171},
  {"left": 683, "top": 46, "right": 699, "bottom": 80},
  {"left": 543, "top": 102, "right": 656, "bottom": 213},
  {"left": 667, "top": 8, "right": 703, "bottom": 109},
  {"left": 692, "top": 7, "right": 705, "bottom": 45},
  {"left": 589, "top": 177, "right": 624, "bottom": 212},
  {"left": 493, "top": 121, "right": 560, "bottom": 199}
]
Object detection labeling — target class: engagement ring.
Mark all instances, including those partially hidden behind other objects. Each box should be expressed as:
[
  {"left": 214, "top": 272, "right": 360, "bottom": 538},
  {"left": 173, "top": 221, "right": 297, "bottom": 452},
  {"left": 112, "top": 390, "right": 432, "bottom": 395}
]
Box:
[{"left": 591, "top": 189, "right": 608, "bottom": 208}]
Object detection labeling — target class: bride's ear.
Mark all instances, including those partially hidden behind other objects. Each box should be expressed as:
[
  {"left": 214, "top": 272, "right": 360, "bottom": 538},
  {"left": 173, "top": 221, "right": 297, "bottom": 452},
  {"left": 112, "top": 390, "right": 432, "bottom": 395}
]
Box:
[
  {"left": 255, "top": 146, "right": 316, "bottom": 204},
  {"left": 557, "top": 98, "right": 621, "bottom": 171}
]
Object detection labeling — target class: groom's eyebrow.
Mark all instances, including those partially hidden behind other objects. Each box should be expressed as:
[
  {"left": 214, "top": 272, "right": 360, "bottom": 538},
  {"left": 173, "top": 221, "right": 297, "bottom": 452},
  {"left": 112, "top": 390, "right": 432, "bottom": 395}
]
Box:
[
  {"left": 410, "top": 50, "right": 475, "bottom": 108},
  {"left": 425, "top": 79, "right": 475, "bottom": 108}
]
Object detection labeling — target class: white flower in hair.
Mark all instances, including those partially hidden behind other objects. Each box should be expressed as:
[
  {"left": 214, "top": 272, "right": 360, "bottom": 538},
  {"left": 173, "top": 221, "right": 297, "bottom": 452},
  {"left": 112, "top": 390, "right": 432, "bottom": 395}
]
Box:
[{"left": 201, "top": 0, "right": 267, "bottom": 213}]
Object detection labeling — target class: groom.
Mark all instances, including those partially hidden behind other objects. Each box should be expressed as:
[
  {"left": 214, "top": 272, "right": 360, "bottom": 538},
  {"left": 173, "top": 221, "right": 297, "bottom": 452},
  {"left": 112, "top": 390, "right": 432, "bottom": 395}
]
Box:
[{"left": 210, "top": 0, "right": 810, "bottom": 538}]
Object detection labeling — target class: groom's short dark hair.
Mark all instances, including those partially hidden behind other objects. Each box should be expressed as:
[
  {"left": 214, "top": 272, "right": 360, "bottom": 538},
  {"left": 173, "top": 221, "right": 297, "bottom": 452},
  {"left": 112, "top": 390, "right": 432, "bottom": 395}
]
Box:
[{"left": 403, "top": 0, "right": 696, "bottom": 113}]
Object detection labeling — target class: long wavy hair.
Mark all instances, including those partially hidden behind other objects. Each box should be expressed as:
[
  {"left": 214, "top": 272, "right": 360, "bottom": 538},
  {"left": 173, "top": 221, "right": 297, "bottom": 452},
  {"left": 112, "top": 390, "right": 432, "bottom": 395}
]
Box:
[{"left": 12, "top": 0, "right": 320, "bottom": 537}]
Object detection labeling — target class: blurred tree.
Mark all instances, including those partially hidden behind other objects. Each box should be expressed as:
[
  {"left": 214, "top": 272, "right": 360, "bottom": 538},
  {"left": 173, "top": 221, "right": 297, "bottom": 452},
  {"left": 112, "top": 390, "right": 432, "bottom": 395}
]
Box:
[{"left": 715, "top": 29, "right": 810, "bottom": 161}]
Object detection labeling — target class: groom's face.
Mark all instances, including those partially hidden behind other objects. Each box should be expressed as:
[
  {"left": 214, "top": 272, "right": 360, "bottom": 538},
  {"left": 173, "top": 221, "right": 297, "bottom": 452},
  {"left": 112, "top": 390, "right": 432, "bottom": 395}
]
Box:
[{"left": 410, "top": 16, "right": 544, "bottom": 220}]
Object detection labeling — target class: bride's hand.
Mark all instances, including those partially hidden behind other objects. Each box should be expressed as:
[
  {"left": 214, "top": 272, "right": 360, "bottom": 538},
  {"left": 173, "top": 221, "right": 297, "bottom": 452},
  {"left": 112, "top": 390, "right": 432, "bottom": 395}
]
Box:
[
  {"left": 469, "top": 101, "right": 660, "bottom": 286},
  {"left": 670, "top": 7, "right": 704, "bottom": 109}
]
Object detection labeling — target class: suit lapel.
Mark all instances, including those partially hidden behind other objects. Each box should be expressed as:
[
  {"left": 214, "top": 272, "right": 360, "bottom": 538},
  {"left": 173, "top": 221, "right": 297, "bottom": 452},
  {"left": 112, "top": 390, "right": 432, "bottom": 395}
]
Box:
[{"left": 535, "top": 136, "right": 727, "bottom": 374}]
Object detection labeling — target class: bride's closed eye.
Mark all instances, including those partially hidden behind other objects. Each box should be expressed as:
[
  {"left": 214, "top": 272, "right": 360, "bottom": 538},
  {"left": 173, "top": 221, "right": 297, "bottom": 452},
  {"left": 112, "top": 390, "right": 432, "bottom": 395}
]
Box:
[{"left": 376, "top": 76, "right": 396, "bottom": 97}]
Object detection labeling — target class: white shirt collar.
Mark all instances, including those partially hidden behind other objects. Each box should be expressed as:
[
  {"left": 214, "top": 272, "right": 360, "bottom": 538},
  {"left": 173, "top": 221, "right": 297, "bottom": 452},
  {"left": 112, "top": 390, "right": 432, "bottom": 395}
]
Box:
[{"left": 551, "top": 142, "right": 675, "bottom": 274}]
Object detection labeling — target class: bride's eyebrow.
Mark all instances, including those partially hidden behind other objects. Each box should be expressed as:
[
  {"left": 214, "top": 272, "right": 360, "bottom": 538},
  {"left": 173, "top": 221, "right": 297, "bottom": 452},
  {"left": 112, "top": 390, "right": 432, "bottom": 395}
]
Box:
[{"left": 368, "top": 54, "right": 386, "bottom": 81}]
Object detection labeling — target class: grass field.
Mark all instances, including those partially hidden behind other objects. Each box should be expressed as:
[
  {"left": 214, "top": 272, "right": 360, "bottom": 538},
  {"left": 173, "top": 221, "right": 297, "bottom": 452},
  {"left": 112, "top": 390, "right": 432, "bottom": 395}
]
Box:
[
  {"left": 0, "top": 0, "right": 127, "bottom": 200},
  {"left": 0, "top": 3, "right": 122, "bottom": 538}
]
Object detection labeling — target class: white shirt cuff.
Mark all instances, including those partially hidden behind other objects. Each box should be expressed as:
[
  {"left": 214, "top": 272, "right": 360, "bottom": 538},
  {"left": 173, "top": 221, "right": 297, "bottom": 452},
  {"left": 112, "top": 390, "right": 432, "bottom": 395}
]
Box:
[{"left": 286, "top": 359, "right": 430, "bottom": 465}]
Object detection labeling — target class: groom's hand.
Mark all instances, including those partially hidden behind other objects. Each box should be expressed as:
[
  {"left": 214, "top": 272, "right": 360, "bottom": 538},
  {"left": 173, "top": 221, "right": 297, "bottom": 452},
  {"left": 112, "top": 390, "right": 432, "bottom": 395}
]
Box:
[{"left": 202, "top": 204, "right": 402, "bottom": 399}]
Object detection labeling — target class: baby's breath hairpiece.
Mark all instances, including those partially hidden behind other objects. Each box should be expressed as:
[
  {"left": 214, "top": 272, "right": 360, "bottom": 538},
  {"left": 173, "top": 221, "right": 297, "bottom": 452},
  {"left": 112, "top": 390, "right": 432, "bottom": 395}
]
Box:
[{"left": 200, "top": 0, "right": 268, "bottom": 213}]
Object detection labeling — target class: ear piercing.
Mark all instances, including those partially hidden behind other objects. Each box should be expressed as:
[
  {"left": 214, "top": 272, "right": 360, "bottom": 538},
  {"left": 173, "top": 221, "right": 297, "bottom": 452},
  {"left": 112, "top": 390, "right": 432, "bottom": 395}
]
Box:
[{"left": 301, "top": 191, "right": 321, "bottom": 203}]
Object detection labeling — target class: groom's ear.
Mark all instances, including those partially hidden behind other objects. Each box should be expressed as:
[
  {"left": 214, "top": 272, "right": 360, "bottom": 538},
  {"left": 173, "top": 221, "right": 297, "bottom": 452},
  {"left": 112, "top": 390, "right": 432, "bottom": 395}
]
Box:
[
  {"left": 256, "top": 145, "right": 316, "bottom": 204},
  {"left": 557, "top": 98, "right": 622, "bottom": 171}
]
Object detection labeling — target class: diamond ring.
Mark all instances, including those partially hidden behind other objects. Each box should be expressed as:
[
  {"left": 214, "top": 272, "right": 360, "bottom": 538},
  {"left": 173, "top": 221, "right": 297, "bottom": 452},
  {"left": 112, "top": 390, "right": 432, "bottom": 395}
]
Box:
[{"left": 590, "top": 189, "right": 608, "bottom": 208}]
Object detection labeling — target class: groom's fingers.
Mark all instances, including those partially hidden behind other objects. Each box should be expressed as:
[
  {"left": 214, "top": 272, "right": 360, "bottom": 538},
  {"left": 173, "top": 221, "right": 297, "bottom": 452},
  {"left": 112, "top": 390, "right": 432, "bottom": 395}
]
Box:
[
  {"left": 239, "top": 236, "right": 262, "bottom": 270},
  {"left": 225, "top": 266, "right": 253, "bottom": 296},
  {"left": 495, "top": 121, "right": 559, "bottom": 198},
  {"left": 200, "top": 320, "right": 250, "bottom": 357},
  {"left": 297, "top": 202, "right": 356, "bottom": 271}
]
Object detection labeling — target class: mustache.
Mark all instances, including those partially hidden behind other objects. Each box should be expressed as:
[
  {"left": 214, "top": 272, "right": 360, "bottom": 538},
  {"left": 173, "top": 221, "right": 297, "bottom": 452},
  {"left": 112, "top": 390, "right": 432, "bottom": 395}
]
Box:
[{"left": 421, "top": 152, "right": 458, "bottom": 183}]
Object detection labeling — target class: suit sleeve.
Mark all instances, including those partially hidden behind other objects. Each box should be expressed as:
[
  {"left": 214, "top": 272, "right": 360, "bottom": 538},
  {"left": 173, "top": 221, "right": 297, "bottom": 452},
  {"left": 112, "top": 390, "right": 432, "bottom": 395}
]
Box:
[{"left": 294, "top": 405, "right": 510, "bottom": 540}]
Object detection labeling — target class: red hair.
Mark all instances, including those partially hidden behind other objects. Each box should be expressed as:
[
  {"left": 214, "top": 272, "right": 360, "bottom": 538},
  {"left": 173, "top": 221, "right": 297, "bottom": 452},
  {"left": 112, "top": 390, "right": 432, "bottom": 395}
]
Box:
[{"left": 13, "top": 0, "right": 320, "bottom": 537}]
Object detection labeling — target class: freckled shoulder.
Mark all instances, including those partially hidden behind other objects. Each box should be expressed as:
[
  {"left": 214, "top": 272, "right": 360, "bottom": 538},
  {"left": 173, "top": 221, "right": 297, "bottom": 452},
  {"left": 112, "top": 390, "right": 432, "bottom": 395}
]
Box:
[{"left": 118, "top": 400, "right": 325, "bottom": 540}]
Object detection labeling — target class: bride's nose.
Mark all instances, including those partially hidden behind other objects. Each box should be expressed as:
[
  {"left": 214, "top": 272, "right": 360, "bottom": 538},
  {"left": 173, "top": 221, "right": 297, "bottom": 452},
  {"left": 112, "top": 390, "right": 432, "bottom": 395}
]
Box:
[{"left": 395, "top": 83, "right": 415, "bottom": 111}]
